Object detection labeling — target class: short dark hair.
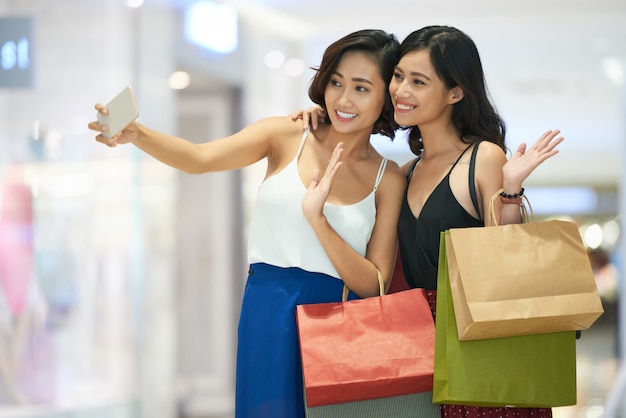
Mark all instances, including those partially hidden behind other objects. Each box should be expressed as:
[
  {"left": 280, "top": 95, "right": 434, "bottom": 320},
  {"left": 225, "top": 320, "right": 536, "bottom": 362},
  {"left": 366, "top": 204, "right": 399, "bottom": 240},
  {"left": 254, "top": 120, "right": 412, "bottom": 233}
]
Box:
[
  {"left": 308, "top": 29, "right": 400, "bottom": 139},
  {"left": 399, "top": 26, "right": 507, "bottom": 154}
]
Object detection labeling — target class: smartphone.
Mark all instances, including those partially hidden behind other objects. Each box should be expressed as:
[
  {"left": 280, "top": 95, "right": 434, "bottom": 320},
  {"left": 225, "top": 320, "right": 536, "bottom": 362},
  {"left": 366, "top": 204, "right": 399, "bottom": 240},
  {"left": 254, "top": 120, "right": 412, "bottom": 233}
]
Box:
[{"left": 97, "top": 86, "right": 139, "bottom": 138}]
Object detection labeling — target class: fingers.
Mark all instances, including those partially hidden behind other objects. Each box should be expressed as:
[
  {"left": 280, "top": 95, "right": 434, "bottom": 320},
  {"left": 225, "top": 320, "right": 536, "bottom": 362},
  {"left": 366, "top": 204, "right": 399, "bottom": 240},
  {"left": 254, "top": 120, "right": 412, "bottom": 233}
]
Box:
[
  {"left": 310, "top": 110, "right": 319, "bottom": 130},
  {"left": 308, "top": 169, "right": 320, "bottom": 189},
  {"left": 513, "top": 142, "right": 527, "bottom": 158},
  {"left": 90, "top": 102, "right": 112, "bottom": 143},
  {"left": 95, "top": 103, "right": 108, "bottom": 115},
  {"left": 289, "top": 110, "right": 305, "bottom": 127},
  {"left": 543, "top": 131, "right": 564, "bottom": 153},
  {"left": 312, "top": 108, "right": 327, "bottom": 131},
  {"left": 528, "top": 130, "right": 563, "bottom": 162},
  {"left": 533, "top": 130, "right": 563, "bottom": 150},
  {"left": 87, "top": 120, "right": 109, "bottom": 131},
  {"left": 302, "top": 111, "right": 311, "bottom": 130},
  {"left": 290, "top": 106, "right": 326, "bottom": 130},
  {"left": 324, "top": 142, "right": 344, "bottom": 178},
  {"left": 94, "top": 133, "right": 118, "bottom": 148},
  {"left": 87, "top": 120, "right": 111, "bottom": 146},
  {"left": 309, "top": 143, "right": 344, "bottom": 189}
]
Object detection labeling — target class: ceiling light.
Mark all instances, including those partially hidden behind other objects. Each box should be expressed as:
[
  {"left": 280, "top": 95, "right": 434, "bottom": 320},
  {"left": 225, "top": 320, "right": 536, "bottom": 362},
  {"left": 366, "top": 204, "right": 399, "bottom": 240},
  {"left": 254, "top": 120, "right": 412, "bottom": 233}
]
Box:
[
  {"left": 168, "top": 71, "right": 191, "bottom": 90},
  {"left": 284, "top": 58, "right": 305, "bottom": 78},
  {"left": 125, "top": 0, "right": 144, "bottom": 8},
  {"left": 185, "top": 1, "right": 238, "bottom": 54},
  {"left": 601, "top": 56, "right": 624, "bottom": 86},
  {"left": 264, "top": 50, "right": 285, "bottom": 69}
]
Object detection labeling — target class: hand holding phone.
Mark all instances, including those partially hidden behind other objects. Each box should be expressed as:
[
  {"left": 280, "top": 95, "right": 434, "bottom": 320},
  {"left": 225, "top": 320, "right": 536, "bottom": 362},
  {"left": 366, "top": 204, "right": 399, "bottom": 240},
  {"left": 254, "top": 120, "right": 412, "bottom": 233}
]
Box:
[{"left": 97, "top": 86, "right": 139, "bottom": 139}]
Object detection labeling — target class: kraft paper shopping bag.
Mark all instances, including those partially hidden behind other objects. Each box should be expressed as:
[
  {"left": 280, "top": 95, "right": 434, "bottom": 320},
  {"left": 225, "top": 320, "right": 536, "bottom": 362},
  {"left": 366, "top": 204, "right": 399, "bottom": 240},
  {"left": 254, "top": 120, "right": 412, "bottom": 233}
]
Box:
[
  {"left": 433, "top": 232, "right": 577, "bottom": 407},
  {"left": 447, "top": 191, "right": 603, "bottom": 341}
]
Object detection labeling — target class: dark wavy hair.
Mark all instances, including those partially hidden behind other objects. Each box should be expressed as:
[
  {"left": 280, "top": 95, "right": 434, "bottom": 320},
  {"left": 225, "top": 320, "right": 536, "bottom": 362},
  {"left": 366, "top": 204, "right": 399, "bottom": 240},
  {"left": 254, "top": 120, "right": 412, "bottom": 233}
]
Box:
[
  {"left": 399, "top": 26, "right": 507, "bottom": 154},
  {"left": 308, "top": 29, "right": 400, "bottom": 139}
]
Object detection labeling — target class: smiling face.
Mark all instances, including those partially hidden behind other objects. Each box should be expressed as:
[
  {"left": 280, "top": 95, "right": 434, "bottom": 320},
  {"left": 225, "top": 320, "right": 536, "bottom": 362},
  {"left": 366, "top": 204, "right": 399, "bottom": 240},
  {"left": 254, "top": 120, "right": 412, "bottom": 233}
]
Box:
[
  {"left": 389, "top": 49, "right": 461, "bottom": 128},
  {"left": 323, "top": 51, "right": 387, "bottom": 136}
]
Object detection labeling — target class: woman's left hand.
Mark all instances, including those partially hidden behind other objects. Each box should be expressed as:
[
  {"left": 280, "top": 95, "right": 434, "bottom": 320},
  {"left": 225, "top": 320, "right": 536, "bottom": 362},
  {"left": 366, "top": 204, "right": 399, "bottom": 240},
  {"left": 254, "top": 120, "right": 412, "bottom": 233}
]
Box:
[
  {"left": 503, "top": 129, "right": 564, "bottom": 190},
  {"left": 302, "top": 142, "right": 344, "bottom": 225}
]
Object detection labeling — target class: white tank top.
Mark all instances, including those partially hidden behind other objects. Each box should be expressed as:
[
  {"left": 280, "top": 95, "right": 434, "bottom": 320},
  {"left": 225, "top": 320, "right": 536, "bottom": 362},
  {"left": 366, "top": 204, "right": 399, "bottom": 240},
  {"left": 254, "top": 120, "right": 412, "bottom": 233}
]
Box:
[{"left": 247, "top": 129, "right": 388, "bottom": 279}]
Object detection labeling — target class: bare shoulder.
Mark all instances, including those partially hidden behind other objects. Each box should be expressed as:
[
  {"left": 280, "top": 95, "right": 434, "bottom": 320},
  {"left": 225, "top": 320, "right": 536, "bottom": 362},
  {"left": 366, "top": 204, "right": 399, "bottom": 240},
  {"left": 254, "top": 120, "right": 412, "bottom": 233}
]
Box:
[
  {"left": 472, "top": 141, "right": 507, "bottom": 196},
  {"left": 379, "top": 158, "right": 407, "bottom": 194},
  {"left": 250, "top": 115, "right": 306, "bottom": 139},
  {"left": 383, "top": 158, "right": 405, "bottom": 177},
  {"left": 399, "top": 157, "right": 418, "bottom": 175},
  {"left": 253, "top": 116, "right": 309, "bottom": 166},
  {"left": 474, "top": 141, "right": 507, "bottom": 162},
  {"left": 247, "top": 115, "right": 308, "bottom": 150}
]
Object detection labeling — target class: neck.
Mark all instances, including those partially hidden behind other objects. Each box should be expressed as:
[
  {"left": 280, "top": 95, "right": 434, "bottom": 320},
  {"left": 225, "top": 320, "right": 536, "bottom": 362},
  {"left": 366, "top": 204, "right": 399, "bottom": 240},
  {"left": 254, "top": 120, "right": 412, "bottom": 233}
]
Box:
[
  {"left": 321, "top": 126, "right": 375, "bottom": 161},
  {"left": 418, "top": 123, "right": 463, "bottom": 160}
]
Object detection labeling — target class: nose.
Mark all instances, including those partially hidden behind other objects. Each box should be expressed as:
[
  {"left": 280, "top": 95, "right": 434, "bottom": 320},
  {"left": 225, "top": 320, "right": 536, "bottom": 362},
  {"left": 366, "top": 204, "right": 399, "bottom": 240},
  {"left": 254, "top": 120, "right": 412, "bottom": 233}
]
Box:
[
  {"left": 390, "top": 78, "right": 409, "bottom": 98},
  {"left": 338, "top": 90, "right": 353, "bottom": 107}
]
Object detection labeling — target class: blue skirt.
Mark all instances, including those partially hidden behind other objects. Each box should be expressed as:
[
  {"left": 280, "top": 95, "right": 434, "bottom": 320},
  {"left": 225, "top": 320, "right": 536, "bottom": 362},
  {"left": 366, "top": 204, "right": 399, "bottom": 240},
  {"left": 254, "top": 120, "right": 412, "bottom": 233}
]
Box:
[{"left": 235, "top": 263, "right": 356, "bottom": 418}]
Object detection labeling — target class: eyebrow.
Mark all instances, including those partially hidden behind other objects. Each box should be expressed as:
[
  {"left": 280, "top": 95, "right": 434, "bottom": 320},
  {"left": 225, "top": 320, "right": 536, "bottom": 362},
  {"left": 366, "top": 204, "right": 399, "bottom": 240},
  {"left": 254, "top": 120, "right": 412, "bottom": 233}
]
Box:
[
  {"left": 395, "top": 66, "right": 431, "bottom": 81},
  {"left": 332, "top": 70, "right": 374, "bottom": 85}
]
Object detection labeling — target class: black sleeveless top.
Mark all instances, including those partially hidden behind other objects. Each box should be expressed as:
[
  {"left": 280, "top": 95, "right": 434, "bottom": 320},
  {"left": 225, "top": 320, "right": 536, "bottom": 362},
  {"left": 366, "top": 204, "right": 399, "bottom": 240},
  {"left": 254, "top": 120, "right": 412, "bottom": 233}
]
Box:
[{"left": 397, "top": 143, "right": 483, "bottom": 290}]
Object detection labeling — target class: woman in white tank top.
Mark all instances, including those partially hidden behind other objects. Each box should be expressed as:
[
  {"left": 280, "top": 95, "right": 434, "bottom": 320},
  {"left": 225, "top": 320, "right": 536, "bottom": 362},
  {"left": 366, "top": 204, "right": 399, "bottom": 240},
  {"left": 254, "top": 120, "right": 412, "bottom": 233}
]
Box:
[{"left": 89, "top": 30, "right": 407, "bottom": 418}]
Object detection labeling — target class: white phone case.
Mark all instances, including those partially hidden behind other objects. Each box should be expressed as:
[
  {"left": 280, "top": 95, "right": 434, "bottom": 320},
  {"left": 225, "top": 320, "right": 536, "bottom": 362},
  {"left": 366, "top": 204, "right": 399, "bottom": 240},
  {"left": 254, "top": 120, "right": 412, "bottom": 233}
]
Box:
[{"left": 97, "top": 86, "right": 139, "bottom": 139}]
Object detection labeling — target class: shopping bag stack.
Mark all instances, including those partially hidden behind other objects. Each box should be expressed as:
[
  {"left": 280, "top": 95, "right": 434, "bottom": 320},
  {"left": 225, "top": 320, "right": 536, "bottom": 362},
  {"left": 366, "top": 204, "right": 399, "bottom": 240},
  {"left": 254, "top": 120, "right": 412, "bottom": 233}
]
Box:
[
  {"left": 434, "top": 232, "right": 577, "bottom": 407},
  {"left": 433, "top": 190, "right": 604, "bottom": 407}
]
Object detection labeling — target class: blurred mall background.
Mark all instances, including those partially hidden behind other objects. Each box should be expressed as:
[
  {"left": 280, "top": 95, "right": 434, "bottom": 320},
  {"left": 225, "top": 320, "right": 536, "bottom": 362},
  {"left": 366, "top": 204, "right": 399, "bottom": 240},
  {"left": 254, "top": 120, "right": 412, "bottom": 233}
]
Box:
[{"left": 0, "top": 0, "right": 625, "bottom": 417}]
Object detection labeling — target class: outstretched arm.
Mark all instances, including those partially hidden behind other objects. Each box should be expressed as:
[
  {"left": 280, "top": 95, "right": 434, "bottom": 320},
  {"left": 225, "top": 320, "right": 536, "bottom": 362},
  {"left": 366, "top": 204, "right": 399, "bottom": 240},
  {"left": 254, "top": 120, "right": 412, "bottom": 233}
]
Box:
[{"left": 88, "top": 102, "right": 299, "bottom": 174}]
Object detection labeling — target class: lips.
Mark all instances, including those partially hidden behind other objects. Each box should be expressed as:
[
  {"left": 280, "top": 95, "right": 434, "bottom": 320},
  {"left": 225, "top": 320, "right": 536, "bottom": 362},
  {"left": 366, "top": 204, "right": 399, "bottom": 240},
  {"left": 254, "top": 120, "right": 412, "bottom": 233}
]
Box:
[
  {"left": 394, "top": 101, "right": 416, "bottom": 112},
  {"left": 335, "top": 110, "right": 358, "bottom": 122},
  {"left": 336, "top": 110, "right": 357, "bottom": 121}
]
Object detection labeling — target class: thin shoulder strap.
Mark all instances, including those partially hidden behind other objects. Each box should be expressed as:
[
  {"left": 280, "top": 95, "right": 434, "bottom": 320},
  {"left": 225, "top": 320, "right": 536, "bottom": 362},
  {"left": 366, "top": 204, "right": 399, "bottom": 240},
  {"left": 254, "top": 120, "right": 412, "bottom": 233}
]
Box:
[
  {"left": 446, "top": 144, "right": 472, "bottom": 175},
  {"left": 373, "top": 158, "right": 388, "bottom": 192},
  {"left": 406, "top": 156, "right": 421, "bottom": 180},
  {"left": 295, "top": 127, "right": 310, "bottom": 161},
  {"left": 469, "top": 142, "right": 481, "bottom": 218}
]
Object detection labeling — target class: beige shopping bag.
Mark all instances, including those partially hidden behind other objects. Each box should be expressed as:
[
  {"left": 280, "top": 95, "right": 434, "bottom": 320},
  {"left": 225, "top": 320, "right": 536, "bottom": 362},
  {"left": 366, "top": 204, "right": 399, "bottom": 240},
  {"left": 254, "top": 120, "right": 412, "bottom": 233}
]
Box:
[{"left": 446, "top": 190, "right": 604, "bottom": 341}]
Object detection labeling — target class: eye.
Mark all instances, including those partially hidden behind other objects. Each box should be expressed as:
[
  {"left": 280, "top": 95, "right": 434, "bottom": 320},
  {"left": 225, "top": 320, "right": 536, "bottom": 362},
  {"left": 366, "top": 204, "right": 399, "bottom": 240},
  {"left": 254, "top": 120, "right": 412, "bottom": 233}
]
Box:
[
  {"left": 355, "top": 85, "right": 369, "bottom": 93},
  {"left": 413, "top": 78, "right": 425, "bottom": 86},
  {"left": 329, "top": 78, "right": 342, "bottom": 87},
  {"left": 393, "top": 72, "right": 403, "bottom": 81}
]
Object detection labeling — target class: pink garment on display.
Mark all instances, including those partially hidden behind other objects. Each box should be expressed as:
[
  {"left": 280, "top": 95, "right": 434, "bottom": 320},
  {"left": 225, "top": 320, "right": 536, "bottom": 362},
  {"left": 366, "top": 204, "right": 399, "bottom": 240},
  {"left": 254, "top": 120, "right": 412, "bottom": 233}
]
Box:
[{"left": 0, "top": 183, "right": 34, "bottom": 316}]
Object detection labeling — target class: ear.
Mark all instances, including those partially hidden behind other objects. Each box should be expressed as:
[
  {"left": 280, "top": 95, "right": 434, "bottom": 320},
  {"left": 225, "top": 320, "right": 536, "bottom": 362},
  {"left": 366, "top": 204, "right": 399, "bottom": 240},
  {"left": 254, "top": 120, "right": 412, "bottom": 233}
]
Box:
[{"left": 448, "top": 86, "right": 464, "bottom": 104}]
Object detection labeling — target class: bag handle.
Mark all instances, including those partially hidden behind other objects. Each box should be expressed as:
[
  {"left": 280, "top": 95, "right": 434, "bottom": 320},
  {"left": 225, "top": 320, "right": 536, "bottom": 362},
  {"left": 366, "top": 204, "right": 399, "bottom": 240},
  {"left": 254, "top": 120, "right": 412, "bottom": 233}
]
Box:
[
  {"left": 341, "top": 269, "right": 385, "bottom": 301},
  {"left": 488, "top": 188, "right": 534, "bottom": 226}
]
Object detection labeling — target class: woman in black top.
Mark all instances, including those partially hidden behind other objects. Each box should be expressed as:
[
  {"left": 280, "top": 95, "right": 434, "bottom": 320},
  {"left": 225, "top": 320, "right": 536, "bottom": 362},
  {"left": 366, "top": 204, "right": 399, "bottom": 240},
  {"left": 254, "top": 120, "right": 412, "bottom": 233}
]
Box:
[{"left": 390, "top": 25, "right": 563, "bottom": 418}]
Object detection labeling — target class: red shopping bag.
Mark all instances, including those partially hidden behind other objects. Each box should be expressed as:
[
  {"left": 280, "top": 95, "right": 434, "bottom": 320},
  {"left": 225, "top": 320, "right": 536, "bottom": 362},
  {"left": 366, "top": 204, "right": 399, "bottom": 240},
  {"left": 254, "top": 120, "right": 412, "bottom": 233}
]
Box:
[{"left": 296, "top": 278, "right": 435, "bottom": 407}]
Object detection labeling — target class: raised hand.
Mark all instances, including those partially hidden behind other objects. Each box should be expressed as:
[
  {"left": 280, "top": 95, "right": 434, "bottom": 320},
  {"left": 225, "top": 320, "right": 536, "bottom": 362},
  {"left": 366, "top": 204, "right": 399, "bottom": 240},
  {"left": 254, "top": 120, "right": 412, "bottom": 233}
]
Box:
[
  {"left": 302, "top": 142, "right": 344, "bottom": 224},
  {"left": 503, "top": 129, "right": 564, "bottom": 188},
  {"left": 87, "top": 103, "right": 139, "bottom": 147},
  {"left": 289, "top": 105, "right": 327, "bottom": 130}
]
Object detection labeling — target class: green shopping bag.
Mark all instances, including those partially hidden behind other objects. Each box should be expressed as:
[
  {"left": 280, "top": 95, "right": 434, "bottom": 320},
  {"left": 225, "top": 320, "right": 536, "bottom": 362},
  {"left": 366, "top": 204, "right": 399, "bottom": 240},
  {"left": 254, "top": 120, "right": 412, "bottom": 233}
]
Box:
[{"left": 433, "top": 231, "right": 577, "bottom": 407}]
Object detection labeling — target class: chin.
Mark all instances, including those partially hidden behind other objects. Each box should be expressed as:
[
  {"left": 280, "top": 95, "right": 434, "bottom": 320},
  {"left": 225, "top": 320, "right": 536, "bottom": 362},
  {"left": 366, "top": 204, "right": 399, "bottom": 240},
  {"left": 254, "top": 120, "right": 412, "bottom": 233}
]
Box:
[{"left": 394, "top": 114, "right": 415, "bottom": 127}]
